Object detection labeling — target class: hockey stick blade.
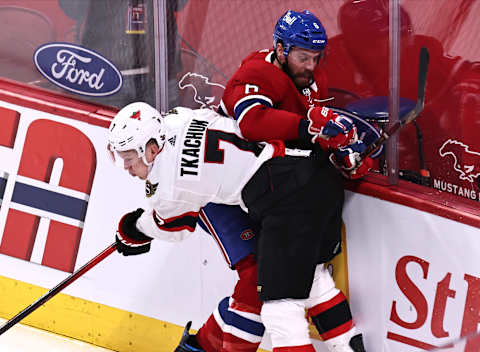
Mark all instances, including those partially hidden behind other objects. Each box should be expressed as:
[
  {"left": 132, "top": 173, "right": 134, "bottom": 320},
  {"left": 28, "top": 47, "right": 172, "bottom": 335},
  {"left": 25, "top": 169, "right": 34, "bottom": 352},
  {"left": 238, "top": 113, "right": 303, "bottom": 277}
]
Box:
[
  {"left": 0, "top": 242, "right": 117, "bottom": 336},
  {"left": 360, "top": 47, "right": 430, "bottom": 160}
]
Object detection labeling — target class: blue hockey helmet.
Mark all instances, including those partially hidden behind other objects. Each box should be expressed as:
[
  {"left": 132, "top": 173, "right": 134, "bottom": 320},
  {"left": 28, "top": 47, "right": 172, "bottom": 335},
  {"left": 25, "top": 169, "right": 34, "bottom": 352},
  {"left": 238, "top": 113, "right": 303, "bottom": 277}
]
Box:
[{"left": 273, "top": 10, "right": 328, "bottom": 59}]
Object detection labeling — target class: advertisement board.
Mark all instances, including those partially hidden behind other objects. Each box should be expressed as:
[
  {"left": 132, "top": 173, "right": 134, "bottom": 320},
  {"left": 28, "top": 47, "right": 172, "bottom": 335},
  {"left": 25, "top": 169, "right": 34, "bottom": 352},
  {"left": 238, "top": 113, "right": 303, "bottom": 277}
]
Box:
[{"left": 0, "top": 82, "right": 479, "bottom": 351}]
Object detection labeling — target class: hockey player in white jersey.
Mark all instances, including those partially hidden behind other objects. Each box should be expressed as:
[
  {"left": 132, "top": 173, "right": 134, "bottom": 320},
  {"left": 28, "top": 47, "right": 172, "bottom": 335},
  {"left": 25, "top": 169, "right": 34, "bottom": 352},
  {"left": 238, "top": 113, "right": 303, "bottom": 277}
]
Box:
[
  {"left": 108, "top": 102, "right": 368, "bottom": 352},
  {"left": 108, "top": 102, "right": 266, "bottom": 352},
  {"left": 108, "top": 104, "right": 277, "bottom": 242}
]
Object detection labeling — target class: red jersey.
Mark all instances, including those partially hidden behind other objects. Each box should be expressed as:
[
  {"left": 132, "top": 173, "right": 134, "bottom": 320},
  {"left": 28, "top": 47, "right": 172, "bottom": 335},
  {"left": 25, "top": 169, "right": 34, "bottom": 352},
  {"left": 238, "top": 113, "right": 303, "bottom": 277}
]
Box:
[
  {"left": 327, "top": 32, "right": 480, "bottom": 201},
  {"left": 220, "top": 50, "right": 330, "bottom": 142}
]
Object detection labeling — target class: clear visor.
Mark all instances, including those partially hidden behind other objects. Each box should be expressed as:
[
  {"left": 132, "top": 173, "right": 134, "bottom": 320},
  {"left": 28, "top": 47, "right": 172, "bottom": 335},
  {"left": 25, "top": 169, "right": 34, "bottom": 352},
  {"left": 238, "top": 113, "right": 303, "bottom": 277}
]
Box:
[{"left": 107, "top": 144, "right": 141, "bottom": 169}]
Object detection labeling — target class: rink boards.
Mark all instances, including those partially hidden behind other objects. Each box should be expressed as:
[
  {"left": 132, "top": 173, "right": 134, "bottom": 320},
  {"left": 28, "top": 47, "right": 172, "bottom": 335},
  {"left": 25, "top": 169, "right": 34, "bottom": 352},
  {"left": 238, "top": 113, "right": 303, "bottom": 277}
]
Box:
[
  {"left": 0, "top": 80, "right": 242, "bottom": 351},
  {"left": 0, "top": 80, "right": 479, "bottom": 351}
]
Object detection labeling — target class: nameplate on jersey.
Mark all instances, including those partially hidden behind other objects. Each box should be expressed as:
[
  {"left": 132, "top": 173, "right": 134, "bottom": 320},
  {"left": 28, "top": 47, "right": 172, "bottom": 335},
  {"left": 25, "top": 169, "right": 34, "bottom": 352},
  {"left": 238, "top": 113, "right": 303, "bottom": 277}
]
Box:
[{"left": 180, "top": 118, "right": 208, "bottom": 179}]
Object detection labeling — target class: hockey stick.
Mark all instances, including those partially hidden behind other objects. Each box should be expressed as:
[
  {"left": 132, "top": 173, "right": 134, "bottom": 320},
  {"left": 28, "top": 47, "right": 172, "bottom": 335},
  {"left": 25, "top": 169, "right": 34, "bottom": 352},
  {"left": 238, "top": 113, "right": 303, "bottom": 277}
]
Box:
[
  {"left": 359, "top": 47, "right": 430, "bottom": 160},
  {"left": 0, "top": 242, "right": 117, "bottom": 336}
]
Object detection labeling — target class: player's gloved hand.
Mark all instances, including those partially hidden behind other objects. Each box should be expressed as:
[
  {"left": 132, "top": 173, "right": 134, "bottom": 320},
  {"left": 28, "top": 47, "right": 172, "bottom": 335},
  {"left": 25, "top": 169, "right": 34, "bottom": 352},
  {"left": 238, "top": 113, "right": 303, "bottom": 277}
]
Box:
[
  {"left": 115, "top": 208, "right": 153, "bottom": 256},
  {"left": 306, "top": 106, "right": 357, "bottom": 149},
  {"left": 329, "top": 141, "right": 373, "bottom": 179}
]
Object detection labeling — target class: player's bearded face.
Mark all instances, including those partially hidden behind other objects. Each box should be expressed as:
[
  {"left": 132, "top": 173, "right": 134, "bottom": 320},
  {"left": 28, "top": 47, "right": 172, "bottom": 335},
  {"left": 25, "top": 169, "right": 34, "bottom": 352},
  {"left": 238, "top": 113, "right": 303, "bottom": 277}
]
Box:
[
  {"left": 285, "top": 47, "right": 323, "bottom": 89},
  {"left": 117, "top": 150, "right": 149, "bottom": 180}
]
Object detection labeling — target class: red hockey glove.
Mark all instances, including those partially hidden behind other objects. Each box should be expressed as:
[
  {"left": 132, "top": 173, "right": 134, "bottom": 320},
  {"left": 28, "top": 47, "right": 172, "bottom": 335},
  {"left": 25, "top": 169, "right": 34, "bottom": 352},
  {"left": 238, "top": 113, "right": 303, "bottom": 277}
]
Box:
[
  {"left": 307, "top": 106, "right": 357, "bottom": 149},
  {"left": 116, "top": 208, "right": 153, "bottom": 256},
  {"left": 329, "top": 141, "right": 373, "bottom": 180}
]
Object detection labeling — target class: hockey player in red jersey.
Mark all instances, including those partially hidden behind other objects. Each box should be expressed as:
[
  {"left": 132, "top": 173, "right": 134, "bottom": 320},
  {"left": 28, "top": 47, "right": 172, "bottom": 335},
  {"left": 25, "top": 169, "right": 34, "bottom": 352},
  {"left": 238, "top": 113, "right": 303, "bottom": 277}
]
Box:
[
  {"left": 217, "top": 9, "right": 370, "bottom": 352},
  {"left": 174, "top": 7, "right": 369, "bottom": 348},
  {"left": 219, "top": 11, "right": 349, "bottom": 149},
  {"left": 172, "top": 9, "right": 367, "bottom": 352}
]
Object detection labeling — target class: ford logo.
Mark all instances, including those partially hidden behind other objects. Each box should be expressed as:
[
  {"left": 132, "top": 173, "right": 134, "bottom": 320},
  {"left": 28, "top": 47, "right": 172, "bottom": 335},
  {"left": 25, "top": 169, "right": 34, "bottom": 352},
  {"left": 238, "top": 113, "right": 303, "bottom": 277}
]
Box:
[{"left": 34, "top": 42, "right": 123, "bottom": 97}]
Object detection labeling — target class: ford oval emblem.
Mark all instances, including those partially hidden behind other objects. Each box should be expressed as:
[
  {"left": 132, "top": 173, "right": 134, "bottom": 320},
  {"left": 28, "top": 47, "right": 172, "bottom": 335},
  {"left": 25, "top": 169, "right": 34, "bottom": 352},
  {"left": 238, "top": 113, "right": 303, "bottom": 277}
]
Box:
[{"left": 33, "top": 42, "right": 123, "bottom": 97}]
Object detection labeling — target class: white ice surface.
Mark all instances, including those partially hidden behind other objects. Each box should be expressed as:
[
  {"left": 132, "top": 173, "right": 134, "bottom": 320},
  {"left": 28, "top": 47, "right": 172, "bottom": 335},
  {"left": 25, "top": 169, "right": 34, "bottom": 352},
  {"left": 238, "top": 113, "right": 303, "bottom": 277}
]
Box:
[{"left": 0, "top": 318, "right": 114, "bottom": 352}]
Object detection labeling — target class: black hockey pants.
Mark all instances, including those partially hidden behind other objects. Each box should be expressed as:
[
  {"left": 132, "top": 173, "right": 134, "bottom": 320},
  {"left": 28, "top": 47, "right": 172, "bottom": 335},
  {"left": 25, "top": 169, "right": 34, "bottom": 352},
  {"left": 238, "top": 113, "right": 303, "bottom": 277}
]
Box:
[{"left": 242, "top": 155, "right": 344, "bottom": 301}]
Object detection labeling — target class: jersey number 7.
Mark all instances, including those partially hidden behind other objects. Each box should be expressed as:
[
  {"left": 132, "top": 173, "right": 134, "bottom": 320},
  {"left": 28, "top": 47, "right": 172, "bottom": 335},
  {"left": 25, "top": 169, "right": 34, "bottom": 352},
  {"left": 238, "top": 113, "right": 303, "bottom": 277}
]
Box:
[{"left": 205, "top": 130, "right": 262, "bottom": 164}]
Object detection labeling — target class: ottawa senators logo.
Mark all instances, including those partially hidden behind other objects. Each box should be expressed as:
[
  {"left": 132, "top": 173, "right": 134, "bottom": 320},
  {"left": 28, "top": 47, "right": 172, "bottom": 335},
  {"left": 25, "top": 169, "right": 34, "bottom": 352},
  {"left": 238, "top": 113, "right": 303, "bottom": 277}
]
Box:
[{"left": 145, "top": 180, "right": 158, "bottom": 198}]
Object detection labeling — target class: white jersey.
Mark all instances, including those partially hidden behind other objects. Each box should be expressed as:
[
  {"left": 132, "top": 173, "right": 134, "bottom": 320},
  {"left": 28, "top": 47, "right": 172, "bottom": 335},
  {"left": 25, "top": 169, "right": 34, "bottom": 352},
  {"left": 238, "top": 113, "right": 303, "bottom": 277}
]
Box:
[{"left": 136, "top": 107, "right": 276, "bottom": 242}]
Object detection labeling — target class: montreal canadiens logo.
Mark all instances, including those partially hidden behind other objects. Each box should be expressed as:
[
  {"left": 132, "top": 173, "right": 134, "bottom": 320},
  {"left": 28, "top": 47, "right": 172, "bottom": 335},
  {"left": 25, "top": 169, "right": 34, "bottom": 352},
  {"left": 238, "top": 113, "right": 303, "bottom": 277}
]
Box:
[
  {"left": 240, "top": 229, "right": 255, "bottom": 241},
  {"left": 34, "top": 42, "right": 123, "bottom": 97},
  {"left": 330, "top": 107, "right": 383, "bottom": 158}
]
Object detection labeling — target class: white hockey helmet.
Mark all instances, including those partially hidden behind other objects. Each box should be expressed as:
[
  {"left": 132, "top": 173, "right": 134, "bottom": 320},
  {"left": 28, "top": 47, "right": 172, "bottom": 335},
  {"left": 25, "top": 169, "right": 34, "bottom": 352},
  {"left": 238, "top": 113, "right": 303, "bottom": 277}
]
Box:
[{"left": 108, "top": 102, "right": 165, "bottom": 166}]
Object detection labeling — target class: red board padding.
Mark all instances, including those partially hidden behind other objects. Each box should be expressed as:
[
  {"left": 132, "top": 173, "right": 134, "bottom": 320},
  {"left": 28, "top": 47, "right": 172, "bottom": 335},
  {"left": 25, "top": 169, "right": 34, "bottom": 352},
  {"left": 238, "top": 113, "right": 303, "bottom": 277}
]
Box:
[
  {"left": 0, "top": 78, "right": 117, "bottom": 128},
  {"left": 346, "top": 174, "right": 480, "bottom": 229}
]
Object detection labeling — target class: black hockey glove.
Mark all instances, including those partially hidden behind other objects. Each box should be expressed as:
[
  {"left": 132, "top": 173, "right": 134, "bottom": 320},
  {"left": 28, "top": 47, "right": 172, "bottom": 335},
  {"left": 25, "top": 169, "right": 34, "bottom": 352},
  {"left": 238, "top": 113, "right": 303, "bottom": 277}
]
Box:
[{"left": 116, "top": 208, "right": 153, "bottom": 256}]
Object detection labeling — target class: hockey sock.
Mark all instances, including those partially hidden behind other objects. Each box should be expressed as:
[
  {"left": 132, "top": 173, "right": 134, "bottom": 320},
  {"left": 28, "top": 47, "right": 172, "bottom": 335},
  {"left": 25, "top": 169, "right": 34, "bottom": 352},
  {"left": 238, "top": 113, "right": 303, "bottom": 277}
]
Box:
[{"left": 307, "top": 291, "right": 354, "bottom": 340}]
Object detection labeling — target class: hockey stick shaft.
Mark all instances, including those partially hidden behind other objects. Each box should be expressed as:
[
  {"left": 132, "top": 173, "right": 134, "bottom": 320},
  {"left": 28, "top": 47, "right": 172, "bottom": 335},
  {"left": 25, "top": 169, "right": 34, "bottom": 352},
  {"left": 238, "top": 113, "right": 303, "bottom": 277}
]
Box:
[
  {"left": 0, "top": 242, "right": 117, "bottom": 336},
  {"left": 359, "top": 47, "right": 430, "bottom": 160}
]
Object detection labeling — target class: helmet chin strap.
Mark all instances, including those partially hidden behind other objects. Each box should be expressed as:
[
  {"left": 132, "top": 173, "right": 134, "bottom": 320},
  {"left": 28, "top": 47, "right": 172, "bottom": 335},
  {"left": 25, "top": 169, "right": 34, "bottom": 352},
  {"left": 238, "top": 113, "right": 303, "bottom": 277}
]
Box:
[
  {"left": 141, "top": 140, "right": 165, "bottom": 173},
  {"left": 273, "top": 50, "right": 292, "bottom": 75},
  {"left": 140, "top": 154, "right": 154, "bottom": 177},
  {"left": 146, "top": 161, "right": 153, "bottom": 175},
  {"left": 142, "top": 154, "right": 154, "bottom": 167}
]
